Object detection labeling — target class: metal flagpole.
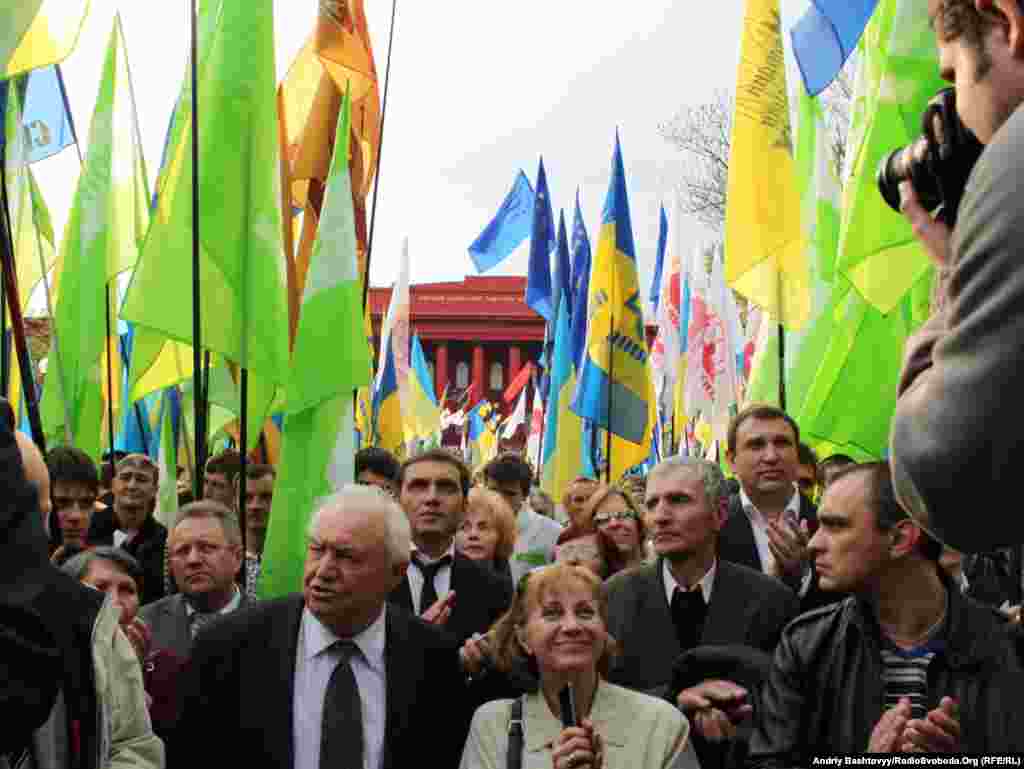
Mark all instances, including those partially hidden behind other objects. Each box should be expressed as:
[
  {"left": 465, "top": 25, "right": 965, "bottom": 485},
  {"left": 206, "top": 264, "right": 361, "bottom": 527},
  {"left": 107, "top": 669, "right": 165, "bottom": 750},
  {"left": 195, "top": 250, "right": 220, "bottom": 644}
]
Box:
[
  {"left": 604, "top": 312, "right": 614, "bottom": 484},
  {"left": 190, "top": 0, "right": 208, "bottom": 497},
  {"left": 0, "top": 157, "right": 45, "bottom": 449},
  {"left": 237, "top": 367, "right": 248, "bottom": 585},
  {"left": 104, "top": 289, "right": 118, "bottom": 458},
  {"left": 362, "top": 0, "right": 399, "bottom": 309}
]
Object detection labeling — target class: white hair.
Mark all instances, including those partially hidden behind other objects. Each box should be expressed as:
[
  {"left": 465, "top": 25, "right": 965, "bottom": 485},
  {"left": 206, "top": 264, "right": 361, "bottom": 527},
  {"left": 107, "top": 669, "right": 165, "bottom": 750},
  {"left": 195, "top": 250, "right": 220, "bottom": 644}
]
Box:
[
  {"left": 647, "top": 456, "right": 725, "bottom": 510},
  {"left": 306, "top": 484, "right": 411, "bottom": 564}
]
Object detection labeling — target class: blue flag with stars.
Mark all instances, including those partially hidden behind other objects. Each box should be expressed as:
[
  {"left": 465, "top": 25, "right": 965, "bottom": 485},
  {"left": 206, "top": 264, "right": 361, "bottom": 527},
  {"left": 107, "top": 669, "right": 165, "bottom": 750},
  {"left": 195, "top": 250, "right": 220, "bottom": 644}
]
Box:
[{"left": 525, "top": 157, "right": 556, "bottom": 321}]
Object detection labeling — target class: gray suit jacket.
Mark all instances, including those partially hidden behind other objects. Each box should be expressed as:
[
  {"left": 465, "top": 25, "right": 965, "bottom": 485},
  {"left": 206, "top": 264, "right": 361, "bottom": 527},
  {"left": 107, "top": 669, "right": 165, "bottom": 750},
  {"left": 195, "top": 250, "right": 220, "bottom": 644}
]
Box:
[
  {"left": 605, "top": 558, "right": 799, "bottom": 697},
  {"left": 139, "top": 592, "right": 250, "bottom": 659},
  {"left": 891, "top": 102, "right": 1024, "bottom": 553}
]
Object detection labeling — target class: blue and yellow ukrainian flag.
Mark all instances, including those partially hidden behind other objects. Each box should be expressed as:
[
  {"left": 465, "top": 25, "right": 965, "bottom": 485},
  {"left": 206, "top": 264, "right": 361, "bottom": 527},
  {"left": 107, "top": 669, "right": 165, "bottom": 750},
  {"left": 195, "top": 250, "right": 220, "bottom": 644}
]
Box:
[
  {"left": 571, "top": 132, "right": 653, "bottom": 482},
  {"left": 372, "top": 341, "right": 404, "bottom": 457},
  {"left": 404, "top": 334, "right": 440, "bottom": 444},
  {"left": 541, "top": 293, "right": 583, "bottom": 501},
  {"left": 466, "top": 400, "right": 497, "bottom": 469}
]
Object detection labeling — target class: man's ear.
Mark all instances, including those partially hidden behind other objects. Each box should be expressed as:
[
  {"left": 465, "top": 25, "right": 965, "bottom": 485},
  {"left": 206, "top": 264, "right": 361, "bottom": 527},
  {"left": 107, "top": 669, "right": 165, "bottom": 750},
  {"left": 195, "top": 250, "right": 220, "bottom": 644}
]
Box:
[
  {"left": 986, "top": 0, "right": 1024, "bottom": 55},
  {"left": 889, "top": 520, "right": 922, "bottom": 559}
]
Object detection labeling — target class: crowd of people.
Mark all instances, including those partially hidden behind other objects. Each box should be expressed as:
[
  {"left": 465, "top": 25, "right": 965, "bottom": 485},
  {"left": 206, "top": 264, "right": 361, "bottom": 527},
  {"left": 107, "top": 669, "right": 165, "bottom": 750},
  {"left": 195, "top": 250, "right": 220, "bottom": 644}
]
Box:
[{"left": 6, "top": 397, "right": 1024, "bottom": 769}]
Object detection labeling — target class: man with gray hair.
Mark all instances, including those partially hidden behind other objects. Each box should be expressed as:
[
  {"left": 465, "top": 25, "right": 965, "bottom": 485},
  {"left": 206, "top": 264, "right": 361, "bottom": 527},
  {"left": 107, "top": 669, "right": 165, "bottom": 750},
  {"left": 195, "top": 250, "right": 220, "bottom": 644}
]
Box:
[
  {"left": 139, "top": 500, "right": 249, "bottom": 659},
  {"left": 606, "top": 456, "right": 800, "bottom": 763},
  {"left": 171, "top": 484, "right": 475, "bottom": 769}
]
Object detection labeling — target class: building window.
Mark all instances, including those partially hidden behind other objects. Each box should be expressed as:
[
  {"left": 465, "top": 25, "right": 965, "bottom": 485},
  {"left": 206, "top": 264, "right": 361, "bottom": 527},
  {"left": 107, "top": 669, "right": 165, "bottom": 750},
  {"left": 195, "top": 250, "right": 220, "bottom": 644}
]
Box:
[
  {"left": 456, "top": 362, "right": 470, "bottom": 389},
  {"left": 490, "top": 362, "right": 504, "bottom": 391}
]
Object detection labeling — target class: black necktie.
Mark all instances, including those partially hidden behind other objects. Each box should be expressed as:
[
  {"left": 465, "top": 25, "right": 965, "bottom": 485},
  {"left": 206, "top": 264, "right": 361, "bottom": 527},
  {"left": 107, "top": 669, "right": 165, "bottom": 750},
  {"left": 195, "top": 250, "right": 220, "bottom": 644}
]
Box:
[
  {"left": 320, "top": 641, "right": 363, "bottom": 769},
  {"left": 670, "top": 587, "right": 708, "bottom": 652},
  {"left": 415, "top": 554, "right": 452, "bottom": 613}
]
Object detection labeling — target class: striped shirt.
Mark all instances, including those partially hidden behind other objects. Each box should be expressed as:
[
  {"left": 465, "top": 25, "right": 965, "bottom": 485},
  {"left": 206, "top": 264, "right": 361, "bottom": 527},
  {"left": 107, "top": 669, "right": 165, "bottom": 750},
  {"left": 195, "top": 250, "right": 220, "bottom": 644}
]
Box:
[{"left": 881, "top": 644, "right": 938, "bottom": 720}]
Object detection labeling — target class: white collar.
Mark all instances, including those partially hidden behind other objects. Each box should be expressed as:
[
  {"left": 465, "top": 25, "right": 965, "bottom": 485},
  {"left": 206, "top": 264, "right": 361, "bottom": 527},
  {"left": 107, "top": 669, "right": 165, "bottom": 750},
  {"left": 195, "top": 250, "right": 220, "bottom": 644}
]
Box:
[
  {"left": 184, "top": 585, "right": 242, "bottom": 617},
  {"left": 411, "top": 542, "right": 456, "bottom": 564},
  {"left": 662, "top": 558, "right": 717, "bottom": 605},
  {"left": 301, "top": 604, "right": 387, "bottom": 673},
  {"left": 739, "top": 486, "right": 801, "bottom": 521}
]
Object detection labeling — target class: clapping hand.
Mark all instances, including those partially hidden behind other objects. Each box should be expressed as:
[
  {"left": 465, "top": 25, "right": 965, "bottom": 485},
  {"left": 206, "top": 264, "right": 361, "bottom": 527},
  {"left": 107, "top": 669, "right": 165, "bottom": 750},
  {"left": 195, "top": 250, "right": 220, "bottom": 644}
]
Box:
[
  {"left": 422, "top": 592, "right": 455, "bottom": 625},
  {"left": 902, "top": 697, "right": 961, "bottom": 753},
  {"left": 767, "top": 518, "right": 810, "bottom": 580},
  {"left": 676, "top": 679, "right": 752, "bottom": 742},
  {"left": 867, "top": 699, "right": 912, "bottom": 753}
]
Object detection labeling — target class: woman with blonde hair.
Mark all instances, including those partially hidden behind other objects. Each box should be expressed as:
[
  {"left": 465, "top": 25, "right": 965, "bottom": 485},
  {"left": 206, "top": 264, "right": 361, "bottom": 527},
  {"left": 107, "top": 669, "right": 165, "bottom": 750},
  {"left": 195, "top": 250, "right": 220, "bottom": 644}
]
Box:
[
  {"left": 459, "top": 563, "right": 698, "bottom": 769},
  {"left": 580, "top": 484, "right": 648, "bottom": 573},
  {"left": 457, "top": 487, "right": 518, "bottom": 578}
]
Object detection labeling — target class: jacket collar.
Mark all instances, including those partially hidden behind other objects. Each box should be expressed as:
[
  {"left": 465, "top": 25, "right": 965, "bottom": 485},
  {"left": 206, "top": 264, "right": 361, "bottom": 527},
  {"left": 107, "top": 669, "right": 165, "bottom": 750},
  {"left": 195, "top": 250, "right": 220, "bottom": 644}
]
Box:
[
  {"left": 848, "top": 570, "right": 989, "bottom": 670},
  {"left": 523, "top": 680, "right": 631, "bottom": 752}
]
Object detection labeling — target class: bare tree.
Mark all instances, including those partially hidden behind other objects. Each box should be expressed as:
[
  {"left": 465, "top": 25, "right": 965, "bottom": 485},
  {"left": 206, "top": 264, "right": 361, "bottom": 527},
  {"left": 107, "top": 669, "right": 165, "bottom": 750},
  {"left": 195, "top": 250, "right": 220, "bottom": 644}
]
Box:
[
  {"left": 659, "top": 63, "right": 855, "bottom": 231},
  {"left": 657, "top": 89, "right": 733, "bottom": 230}
]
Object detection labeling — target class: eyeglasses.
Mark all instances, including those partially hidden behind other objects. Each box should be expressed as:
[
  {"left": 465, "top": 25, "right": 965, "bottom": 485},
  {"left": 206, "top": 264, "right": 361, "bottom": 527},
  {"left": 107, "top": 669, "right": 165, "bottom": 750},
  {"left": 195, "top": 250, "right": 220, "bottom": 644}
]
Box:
[{"left": 593, "top": 510, "right": 639, "bottom": 526}]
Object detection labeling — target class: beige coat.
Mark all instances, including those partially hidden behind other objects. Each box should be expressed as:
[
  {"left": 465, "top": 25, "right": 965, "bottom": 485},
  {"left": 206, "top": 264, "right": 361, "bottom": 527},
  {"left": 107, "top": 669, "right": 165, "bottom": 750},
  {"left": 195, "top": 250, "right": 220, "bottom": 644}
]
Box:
[
  {"left": 93, "top": 596, "right": 165, "bottom": 769},
  {"left": 459, "top": 680, "right": 699, "bottom": 769}
]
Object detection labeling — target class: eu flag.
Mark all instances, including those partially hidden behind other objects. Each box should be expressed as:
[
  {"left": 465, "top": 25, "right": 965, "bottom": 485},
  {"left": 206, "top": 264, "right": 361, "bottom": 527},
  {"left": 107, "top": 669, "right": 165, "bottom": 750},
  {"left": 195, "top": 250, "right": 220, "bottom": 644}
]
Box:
[
  {"left": 525, "top": 157, "right": 556, "bottom": 321},
  {"left": 570, "top": 190, "right": 591, "bottom": 373},
  {"left": 468, "top": 170, "right": 535, "bottom": 272}
]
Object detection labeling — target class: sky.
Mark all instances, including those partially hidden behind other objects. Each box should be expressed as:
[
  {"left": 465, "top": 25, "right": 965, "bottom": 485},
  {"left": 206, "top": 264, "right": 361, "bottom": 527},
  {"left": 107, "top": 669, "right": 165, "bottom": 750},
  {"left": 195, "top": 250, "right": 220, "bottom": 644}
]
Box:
[{"left": 30, "top": 0, "right": 753, "bottom": 308}]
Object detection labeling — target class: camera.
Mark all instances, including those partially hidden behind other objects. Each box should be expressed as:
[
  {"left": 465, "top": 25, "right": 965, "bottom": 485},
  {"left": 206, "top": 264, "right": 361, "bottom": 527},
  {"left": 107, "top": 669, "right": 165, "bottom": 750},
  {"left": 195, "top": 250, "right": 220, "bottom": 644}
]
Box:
[{"left": 877, "top": 88, "right": 984, "bottom": 227}]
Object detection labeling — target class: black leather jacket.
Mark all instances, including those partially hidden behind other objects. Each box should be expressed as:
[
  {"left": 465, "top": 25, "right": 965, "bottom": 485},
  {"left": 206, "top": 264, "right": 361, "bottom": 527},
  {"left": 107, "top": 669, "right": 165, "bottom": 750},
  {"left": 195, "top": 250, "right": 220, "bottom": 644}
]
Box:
[{"left": 747, "top": 576, "right": 1024, "bottom": 766}]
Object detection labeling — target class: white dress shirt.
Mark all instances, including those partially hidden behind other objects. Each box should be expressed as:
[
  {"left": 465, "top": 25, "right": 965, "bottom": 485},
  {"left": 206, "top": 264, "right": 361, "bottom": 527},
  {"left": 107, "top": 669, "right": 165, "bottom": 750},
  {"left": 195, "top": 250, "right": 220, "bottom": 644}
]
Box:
[
  {"left": 293, "top": 606, "right": 388, "bottom": 769},
  {"left": 662, "top": 558, "right": 717, "bottom": 606},
  {"left": 406, "top": 543, "right": 455, "bottom": 614},
  {"left": 739, "top": 486, "right": 812, "bottom": 595}
]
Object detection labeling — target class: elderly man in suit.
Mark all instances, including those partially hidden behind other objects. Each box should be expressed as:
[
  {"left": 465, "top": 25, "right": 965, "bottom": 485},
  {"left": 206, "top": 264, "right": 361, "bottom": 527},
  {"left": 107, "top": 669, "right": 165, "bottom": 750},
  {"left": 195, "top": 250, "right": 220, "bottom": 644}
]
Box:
[
  {"left": 170, "top": 484, "right": 473, "bottom": 769},
  {"left": 388, "top": 448, "right": 513, "bottom": 643},
  {"left": 606, "top": 456, "right": 799, "bottom": 761},
  {"left": 139, "top": 500, "right": 247, "bottom": 658}
]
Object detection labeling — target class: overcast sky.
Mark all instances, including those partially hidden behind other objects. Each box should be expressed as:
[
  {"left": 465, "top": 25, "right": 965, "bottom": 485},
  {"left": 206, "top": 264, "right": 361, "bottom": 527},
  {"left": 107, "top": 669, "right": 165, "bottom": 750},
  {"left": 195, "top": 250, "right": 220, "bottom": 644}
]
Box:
[{"left": 31, "top": 0, "right": 763, "bottom": 305}]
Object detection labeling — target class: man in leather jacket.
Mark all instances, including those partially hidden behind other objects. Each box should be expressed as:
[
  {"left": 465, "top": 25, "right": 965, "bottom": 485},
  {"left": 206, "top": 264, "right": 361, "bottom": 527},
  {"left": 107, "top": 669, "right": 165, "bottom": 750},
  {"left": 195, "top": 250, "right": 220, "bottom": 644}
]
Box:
[{"left": 747, "top": 462, "right": 1024, "bottom": 765}]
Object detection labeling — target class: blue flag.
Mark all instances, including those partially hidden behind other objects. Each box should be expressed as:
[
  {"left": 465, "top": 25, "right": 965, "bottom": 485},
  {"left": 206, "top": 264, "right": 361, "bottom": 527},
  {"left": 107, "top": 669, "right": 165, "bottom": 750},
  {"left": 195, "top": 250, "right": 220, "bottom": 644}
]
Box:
[
  {"left": 649, "top": 204, "right": 668, "bottom": 312},
  {"left": 1, "top": 65, "right": 77, "bottom": 163},
  {"left": 790, "top": 0, "right": 878, "bottom": 95},
  {"left": 468, "top": 170, "right": 535, "bottom": 272},
  {"left": 525, "top": 157, "right": 556, "bottom": 321},
  {"left": 570, "top": 190, "right": 591, "bottom": 373},
  {"left": 553, "top": 209, "right": 572, "bottom": 331}
]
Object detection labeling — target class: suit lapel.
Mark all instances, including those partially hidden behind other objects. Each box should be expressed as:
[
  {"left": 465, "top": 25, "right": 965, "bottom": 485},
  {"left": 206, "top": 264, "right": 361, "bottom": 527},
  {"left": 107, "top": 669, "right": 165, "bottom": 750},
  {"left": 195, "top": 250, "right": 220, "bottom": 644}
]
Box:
[
  {"left": 389, "top": 574, "right": 415, "bottom": 613},
  {"left": 171, "top": 594, "right": 193, "bottom": 658},
  {"left": 382, "top": 609, "right": 416, "bottom": 769},
  {"left": 719, "top": 495, "right": 763, "bottom": 572},
  {"left": 261, "top": 595, "right": 304, "bottom": 769},
  {"left": 701, "top": 561, "right": 754, "bottom": 645}
]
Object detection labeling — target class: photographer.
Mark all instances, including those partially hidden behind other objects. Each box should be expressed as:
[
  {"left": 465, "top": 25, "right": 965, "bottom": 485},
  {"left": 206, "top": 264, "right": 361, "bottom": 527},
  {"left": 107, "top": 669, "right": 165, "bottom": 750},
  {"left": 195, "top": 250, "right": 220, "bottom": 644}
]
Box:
[{"left": 892, "top": 0, "right": 1024, "bottom": 552}]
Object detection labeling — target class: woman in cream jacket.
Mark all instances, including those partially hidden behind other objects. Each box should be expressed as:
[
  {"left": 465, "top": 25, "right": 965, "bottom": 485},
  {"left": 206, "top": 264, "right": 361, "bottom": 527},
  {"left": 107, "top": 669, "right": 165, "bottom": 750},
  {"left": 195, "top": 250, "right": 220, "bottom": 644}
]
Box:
[{"left": 459, "top": 563, "right": 699, "bottom": 769}]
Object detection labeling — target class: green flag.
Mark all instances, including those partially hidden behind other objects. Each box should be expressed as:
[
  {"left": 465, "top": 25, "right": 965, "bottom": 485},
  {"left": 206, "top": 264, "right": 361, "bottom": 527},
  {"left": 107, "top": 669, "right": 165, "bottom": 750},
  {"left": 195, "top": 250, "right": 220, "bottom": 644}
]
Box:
[
  {"left": 259, "top": 87, "right": 371, "bottom": 599},
  {"left": 41, "top": 14, "right": 149, "bottom": 459},
  {"left": 120, "top": 0, "right": 290, "bottom": 422},
  {"left": 835, "top": 0, "right": 944, "bottom": 314}
]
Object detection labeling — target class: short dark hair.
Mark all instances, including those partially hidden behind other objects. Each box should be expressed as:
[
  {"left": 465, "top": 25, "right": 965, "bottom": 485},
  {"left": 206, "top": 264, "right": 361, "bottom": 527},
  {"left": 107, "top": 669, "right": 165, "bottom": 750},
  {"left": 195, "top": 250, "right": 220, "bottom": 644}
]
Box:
[
  {"left": 46, "top": 446, "right": 99, "bottom": 493},
  {"left": 205, "top": 449, "right": 243, "bottom": 484},
  {"left": 354, "top": 447, "right": 400, "bottom": 483},
  {"left": 0, "top": 397, "right": 13, "bottom": 431},
  {"left": 398, "top": 448, "right": 471, "bottom": 498},
  {"left": 797, "top": 443, "right": 818, "bottom": 469},
  {"left": 727, "top": 404, "right": 800, "bottom": 455},
  {"left": 483, "top": 453, "right": 533, "bottom": 497},
  {"left": 829, "top": 462, "right": 942, "bottom": 562},
  {"left": 100, "top": 461, "right": 115, "bottom": 488}
]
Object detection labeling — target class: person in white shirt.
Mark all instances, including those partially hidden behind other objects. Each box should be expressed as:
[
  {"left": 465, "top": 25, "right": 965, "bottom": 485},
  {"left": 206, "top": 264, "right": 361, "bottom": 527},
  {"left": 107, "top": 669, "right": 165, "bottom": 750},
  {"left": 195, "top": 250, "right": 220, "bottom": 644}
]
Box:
[{"left": 483, "top": 453, "right": 562, "bottom": 584}]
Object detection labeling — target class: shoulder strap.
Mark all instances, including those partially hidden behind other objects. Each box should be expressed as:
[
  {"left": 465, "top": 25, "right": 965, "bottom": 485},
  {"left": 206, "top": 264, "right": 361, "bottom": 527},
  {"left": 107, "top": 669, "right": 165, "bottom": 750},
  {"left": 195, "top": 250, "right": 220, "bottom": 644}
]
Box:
[{"left": 506, "top": 697, "right": 524, "bottom": 769}]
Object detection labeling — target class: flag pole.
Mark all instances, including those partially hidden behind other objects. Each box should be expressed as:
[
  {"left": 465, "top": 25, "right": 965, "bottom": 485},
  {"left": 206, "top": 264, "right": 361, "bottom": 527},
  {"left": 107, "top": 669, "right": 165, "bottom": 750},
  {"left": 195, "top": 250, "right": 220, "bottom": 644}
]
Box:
[
  {"left": 362, "top": 0, "right": 399, "bottom": 310},
  {"left": 104, "top": 289, "right": 118, "bottom": 458},
  {"left": 604, "top": 312, "right": 614, "bottom": 484},
  {"left": 0, "top": 250, "right": 6, "bottom": 398},
  {"left": 777, "top": 323, "right": 786, "bottom": 412},
  {"left": 0, "top": 158, "right": 45, "bottom": 450},
  {"left": 190, "top": 0, "right": 207, "bottom": 496},
  {"left": 237, "top": 366, "right": 248, "bottom": 585}
]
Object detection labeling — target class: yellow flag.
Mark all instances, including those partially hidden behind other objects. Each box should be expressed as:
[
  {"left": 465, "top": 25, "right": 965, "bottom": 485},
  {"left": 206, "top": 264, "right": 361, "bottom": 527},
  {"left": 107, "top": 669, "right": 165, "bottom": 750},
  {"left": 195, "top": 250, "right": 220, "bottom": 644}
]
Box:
[
  {"left": 724, "top": 0, "right": 810, "bottom": 330},
  {"left": 3, "top": 0, "right": 91, "bottom": 79}
]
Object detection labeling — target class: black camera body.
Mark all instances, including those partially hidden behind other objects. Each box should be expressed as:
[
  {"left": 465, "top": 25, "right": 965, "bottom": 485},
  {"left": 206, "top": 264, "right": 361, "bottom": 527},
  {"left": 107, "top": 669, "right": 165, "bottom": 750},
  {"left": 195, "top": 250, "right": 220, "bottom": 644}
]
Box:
[{"left": 877, "top": 88, "right": 984, "bottom": 227}]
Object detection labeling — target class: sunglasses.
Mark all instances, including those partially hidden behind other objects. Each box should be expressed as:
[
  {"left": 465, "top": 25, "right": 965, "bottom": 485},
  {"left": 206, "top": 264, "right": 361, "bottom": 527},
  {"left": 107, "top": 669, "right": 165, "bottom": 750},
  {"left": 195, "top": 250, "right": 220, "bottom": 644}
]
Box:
[{"left": 593, "top": 510, "right": 639, "bottom": 525}]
